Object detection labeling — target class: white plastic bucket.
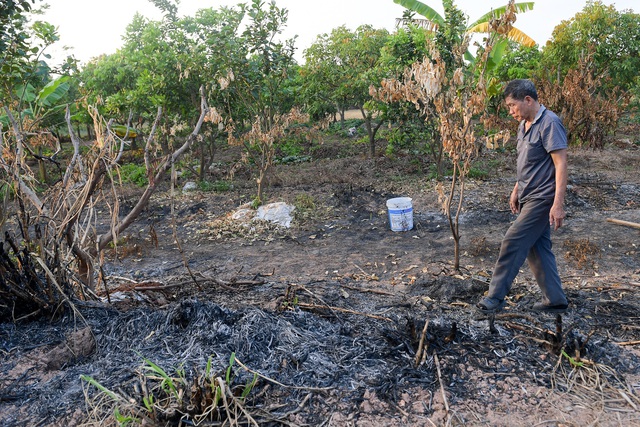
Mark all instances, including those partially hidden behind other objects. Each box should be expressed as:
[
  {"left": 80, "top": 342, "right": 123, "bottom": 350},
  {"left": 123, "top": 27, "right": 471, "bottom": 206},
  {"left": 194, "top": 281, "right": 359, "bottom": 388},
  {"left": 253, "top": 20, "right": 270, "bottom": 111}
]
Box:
[{"left": 386, "top": 197, "right": 413, "bottom": 232}]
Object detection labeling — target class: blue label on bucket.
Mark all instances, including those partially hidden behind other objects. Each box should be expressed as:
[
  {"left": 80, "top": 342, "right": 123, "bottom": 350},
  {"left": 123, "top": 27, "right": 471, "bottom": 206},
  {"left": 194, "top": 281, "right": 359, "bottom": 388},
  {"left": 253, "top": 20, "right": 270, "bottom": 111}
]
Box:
[
  {"left": 388, "top": 208, "right": 412, "bottom": 214},
  {"left": 388, "top": 207, "right": 413, "bottom": 231}
]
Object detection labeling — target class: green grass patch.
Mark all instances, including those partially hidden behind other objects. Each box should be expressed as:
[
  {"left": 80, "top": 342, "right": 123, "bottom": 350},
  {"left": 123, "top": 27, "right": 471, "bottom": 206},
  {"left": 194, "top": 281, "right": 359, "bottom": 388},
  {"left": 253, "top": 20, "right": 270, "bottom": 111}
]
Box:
[
  {"left": 198, "top": 180, "right": 233, "bottom": 192},
  {"left": 119, "top": 163, "right": 148, "bottom": 187},
  {"left": 468, "top": 166, "right": 489, "bottom": 180}
]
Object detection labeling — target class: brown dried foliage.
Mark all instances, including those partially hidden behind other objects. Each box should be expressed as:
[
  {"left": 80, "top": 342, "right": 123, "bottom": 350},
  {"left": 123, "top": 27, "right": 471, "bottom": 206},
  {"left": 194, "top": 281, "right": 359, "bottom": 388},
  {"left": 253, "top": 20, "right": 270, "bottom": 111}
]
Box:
[
  {"left": 1, "top": 88, "right": 210, "bottom": 316},
  {"left": 228, "top": 108, "right": 310, "bottom": 204},
  {"left": 536, "top": 52, "right": 629, "bottom": 149}
]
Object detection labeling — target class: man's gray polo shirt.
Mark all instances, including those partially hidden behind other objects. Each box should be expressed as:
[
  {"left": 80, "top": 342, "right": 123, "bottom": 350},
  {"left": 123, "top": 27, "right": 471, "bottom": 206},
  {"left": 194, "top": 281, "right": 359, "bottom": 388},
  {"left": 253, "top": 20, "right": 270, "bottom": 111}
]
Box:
[{"left": 516, "top": 105, "right": 568, "bottom": 203}]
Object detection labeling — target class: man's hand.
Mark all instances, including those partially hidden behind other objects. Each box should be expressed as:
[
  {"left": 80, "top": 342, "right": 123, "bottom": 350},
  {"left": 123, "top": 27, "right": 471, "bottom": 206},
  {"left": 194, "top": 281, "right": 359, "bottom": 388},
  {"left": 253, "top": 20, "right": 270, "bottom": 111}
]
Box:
[
  {"left": 509, "top": 184, "right": 520, "bottom": 214},
  {"left": 549, "top": 204, "right": 566, "bottom": 230}
]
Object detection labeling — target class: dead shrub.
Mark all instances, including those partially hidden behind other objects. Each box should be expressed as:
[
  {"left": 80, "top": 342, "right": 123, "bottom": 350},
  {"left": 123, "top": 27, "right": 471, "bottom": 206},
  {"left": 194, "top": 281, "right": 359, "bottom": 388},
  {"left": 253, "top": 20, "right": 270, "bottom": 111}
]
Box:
[{"left": 537, "top": 51, "right": 629, "bottom": 149}]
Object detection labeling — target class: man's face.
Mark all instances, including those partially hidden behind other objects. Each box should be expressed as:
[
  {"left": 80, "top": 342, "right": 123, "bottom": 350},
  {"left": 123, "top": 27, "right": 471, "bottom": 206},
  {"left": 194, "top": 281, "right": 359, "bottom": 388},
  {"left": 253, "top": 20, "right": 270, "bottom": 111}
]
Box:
[{"left": 505, "top": 95, "right": 533, "bottom": 122}]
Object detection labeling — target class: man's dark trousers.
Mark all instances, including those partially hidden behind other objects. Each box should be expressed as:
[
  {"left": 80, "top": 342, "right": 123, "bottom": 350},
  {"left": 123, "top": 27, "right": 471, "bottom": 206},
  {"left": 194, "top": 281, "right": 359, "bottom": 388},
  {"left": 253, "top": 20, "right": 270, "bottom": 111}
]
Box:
[{"left": 487, "top": 198, "right": 568, "bottom": 306}]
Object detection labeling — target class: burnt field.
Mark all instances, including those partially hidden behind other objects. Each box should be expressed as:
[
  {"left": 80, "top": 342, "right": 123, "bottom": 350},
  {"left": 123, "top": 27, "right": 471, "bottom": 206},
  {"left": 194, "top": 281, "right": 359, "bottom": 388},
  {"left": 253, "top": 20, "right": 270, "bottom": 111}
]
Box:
[{"left": 1, "top": 137, "right": 639, "bottom": 426}]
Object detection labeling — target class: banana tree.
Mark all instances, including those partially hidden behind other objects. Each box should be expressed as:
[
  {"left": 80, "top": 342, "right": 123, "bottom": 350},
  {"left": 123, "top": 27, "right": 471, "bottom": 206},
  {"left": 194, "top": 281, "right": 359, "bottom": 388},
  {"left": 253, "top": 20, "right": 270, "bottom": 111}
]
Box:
[
  {"left": 393, "top": 0, "right": 536, "bottom": 66},
  {"left": 12, "top": 75, "right": 71, "bottom": 128},
  {"left": 1, "top": 75, "right": 72, "bottom": 182}
]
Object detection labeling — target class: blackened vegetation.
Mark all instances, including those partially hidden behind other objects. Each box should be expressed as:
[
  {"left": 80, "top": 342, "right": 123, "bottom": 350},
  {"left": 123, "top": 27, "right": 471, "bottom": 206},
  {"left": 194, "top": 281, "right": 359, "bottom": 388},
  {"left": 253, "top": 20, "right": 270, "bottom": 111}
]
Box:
[{"left": 0, "top": 231, "right": 76, "bottom": 321}]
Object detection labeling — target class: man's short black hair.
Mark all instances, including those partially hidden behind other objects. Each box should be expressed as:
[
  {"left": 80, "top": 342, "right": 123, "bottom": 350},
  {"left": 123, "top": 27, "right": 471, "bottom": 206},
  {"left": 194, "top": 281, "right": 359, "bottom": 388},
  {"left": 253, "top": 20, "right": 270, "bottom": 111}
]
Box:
[{"left": 504, "top": 79, "right": 538, "bottom": 101}]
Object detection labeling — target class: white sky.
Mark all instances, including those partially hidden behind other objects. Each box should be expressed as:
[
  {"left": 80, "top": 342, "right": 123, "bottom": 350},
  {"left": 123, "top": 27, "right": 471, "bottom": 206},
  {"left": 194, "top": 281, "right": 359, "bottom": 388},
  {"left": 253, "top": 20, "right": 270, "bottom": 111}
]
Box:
[{"left": 37, "top": 0, "right": 637, "bottom": 67}]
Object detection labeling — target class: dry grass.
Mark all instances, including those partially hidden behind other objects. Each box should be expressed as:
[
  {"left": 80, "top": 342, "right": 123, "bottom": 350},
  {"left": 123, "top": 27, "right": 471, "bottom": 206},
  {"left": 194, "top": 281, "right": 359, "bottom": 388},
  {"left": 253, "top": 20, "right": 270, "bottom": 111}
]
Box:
[{"left": 563, "top": 238, "right": 601, "bottom": 270}]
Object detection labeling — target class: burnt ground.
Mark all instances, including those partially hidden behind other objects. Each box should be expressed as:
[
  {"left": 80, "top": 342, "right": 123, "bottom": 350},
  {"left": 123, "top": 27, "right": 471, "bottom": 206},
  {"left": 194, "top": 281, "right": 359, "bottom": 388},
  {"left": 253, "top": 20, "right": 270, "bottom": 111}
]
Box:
[{"left": 1, "top": 133, "right": 640, "bottom": 426}]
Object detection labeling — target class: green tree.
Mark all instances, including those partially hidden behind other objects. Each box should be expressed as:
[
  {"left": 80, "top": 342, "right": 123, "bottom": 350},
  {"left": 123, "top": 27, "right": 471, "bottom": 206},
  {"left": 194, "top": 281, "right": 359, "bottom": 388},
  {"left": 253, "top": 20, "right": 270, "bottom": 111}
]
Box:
[
  {"left": 297, "top": 30, "right": 343, "bottom": 121},
  {"left": 80, "top": 3, "right": 247, "bottom": 158},
  {"left": 540, "top": 0, "right": 640, "bottom": 93},
  {"left": 485, "top": 43, "right": 541, "bottom": 113},
  {"left": 231, "top": 0, "right": 300, "bottom": 203},
  {"left": 301, "top": 25, "right": 390, "bottom": 157},
  {"left": 80, "top": 0, "right": 300, "bottom": 202},
  {"left": 492, "top": 43, "right": 541, "bottom": 82},
  {"left": 180, "top": 6, "right": 249, "bottom": 178},
  {"left": 1, "top": 5, "right": 76, "bottom": 185},
  {"left": 0, "top": 0, "right": 37, "bottom": 58}
]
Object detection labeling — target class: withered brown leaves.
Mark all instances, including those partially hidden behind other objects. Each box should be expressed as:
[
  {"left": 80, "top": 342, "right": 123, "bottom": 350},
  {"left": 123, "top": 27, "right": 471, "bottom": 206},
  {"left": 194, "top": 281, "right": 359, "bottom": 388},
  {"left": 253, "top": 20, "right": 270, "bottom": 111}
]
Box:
[{"left": 537, "top": 51, "right": 629, "bottom": 149}]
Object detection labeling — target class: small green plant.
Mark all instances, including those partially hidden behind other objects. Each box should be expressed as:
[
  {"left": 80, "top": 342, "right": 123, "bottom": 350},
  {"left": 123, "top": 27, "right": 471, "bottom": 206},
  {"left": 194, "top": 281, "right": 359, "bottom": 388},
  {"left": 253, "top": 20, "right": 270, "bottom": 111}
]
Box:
[
  {"left": 561, "top": 348, "right": 584, "bottom": 368},
  {"left": 251, "top": 196, "right": 262, "bottom": 209},
  {"left": 81, "top": 375, "right": 122, "bottom": 402},
  {"left": 142, "top": 357, "right": 185, "bottom": 404},
  {"left": 293, "top": 193, "right": 316, "bottom": 223},
  {"left": 467, "top": 166, "right": 489, "bottom": 180},
  {"left": 198, "top": 180, "right": 232, "bottom": 192},
  {"left": 119, "top": 163, "right": 148, "bottom": 187},
  {"left": 142, "top": 394, "right": 154, "bottom": 414},
  {"left": 279, "top": 284, "right": 300, "bottom": 310},
  {"left": 81, "top": 375, "right": 141, "bottom": 426},
  {"left": 113, "top": 408, "right": 137, "bottom": 426},
  {"left": 82, "top": 354, "right": 260, "bottom": 425},
  {"left": 278, "top": 133, "right": 305, "bottom": 157},
  {"left": 225, "top": 352, "right": 235, "bottom": 384}
]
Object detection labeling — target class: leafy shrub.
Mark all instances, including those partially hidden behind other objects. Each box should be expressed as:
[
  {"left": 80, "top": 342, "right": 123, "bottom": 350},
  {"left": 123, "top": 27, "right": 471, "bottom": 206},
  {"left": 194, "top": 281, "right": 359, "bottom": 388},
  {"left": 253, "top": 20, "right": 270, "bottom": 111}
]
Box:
[
  {"left": 276, "top": 155, "right": 312, "bottom": 165},
  {"left": 119, "top": 163, "right": 148, "bottom": 187},
  {"left": 327, "top": 118, "right": 364, "bottom": 136},
  {"left": 467, "top": 167, "right": 489, "bottom": 180},
  {"left": 278, "top": 137, "right": 304, "bottom": 157}
]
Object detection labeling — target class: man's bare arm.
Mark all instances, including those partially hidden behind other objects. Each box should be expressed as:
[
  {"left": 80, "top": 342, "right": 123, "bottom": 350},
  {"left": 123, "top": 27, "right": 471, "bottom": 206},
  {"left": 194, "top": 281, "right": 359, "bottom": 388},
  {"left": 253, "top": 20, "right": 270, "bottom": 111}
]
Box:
[{"left": 550, "top": 149, "right": 568, "bottom": 230}]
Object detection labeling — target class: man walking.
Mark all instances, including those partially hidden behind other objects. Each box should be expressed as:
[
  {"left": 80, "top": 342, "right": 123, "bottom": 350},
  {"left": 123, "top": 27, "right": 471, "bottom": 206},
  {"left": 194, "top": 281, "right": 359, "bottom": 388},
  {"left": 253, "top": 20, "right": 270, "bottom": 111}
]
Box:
[{"left": 476, "top": 79, "right": 569, "bottom": 314}]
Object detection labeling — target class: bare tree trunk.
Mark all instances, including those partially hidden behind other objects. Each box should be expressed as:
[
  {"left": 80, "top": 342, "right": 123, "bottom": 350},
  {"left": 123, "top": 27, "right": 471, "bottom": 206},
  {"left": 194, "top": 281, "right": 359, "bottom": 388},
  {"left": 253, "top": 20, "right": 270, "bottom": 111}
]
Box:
[
  {"left": 62, "top": 106, "right": 85, "bottom": 187},
  {"left": 37, "top": 146, "right": 48, "bottom": 183},
  {"left": 445, "top": 162, "right": 461, "bottom": 271},
  {"left": 361, "top": 107, "right": 384, "bottom": 159},
  {"left": 160, "top": 132, "right": 171, "bottom": 155},
  {"left": 1, "top": 107, "right": 48, "bottom": 216},
  {"left": 199, "top": 138, "right": 207, "bottom": 181}
]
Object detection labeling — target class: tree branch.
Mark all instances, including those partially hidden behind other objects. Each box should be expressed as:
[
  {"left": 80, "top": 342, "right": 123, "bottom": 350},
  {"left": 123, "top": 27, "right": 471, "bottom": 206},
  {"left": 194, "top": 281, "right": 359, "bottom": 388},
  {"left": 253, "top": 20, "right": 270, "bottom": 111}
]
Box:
[
  {"left": 1, "top": 106, "right": 47, "bottom": 215},
  {"left": 62, "top": 105, "right": 84, "bottom": 188},
  {"left": 97, "top": 86, "right": 209, "bottom": 251}
]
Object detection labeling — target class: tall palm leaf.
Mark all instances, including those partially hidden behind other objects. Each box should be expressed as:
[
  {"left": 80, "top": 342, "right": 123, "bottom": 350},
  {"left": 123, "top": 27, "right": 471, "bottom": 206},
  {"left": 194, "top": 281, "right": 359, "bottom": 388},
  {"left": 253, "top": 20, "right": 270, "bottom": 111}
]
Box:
[
  {"left": 468, "top": 22, "right": 536, "bottom": 47},
  {"left": 393, "top": 0, "right": 445, "bottom": 25},
  {"left": 393, "top": 0, "right": 536, "bottom": 47},
  {"left": 467, "top": 1, "right": 534, "bottom": 27}
]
